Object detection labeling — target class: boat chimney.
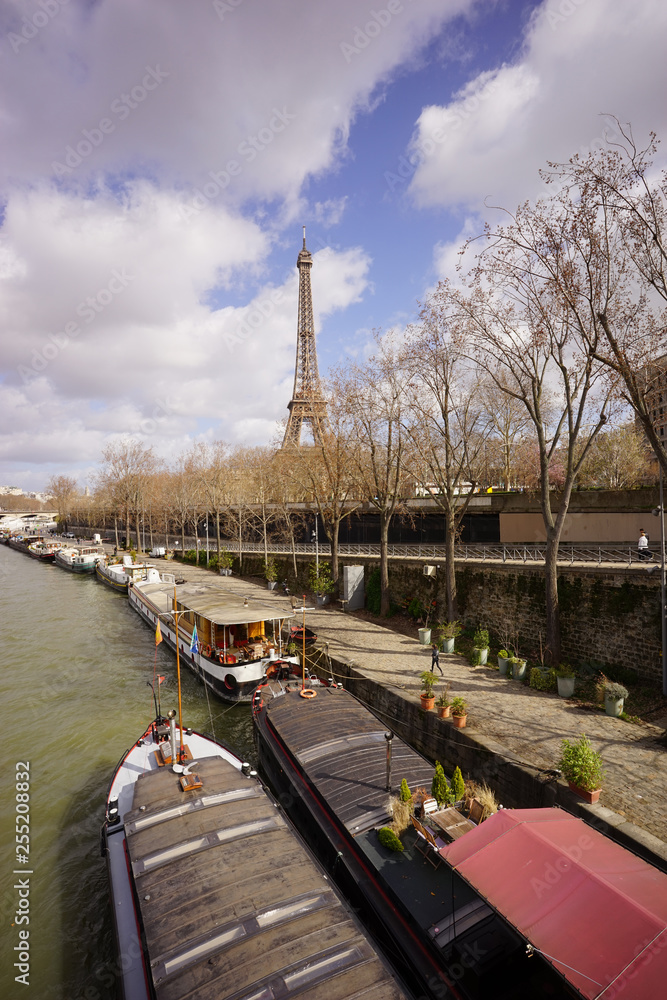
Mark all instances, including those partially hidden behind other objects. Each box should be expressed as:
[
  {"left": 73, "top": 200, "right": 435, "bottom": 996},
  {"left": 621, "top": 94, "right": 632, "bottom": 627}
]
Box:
[
  {"left": 384, "top": 731, "right": 394, "bottom": 792},
  {"left": 168, "top": 709, "right": 177, "bottom": 765}
]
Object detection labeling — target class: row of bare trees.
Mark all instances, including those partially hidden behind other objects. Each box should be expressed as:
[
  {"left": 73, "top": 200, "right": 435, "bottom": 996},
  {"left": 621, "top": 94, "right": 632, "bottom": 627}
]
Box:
[{"left": 60, "top": 121, "right": 666, "bottom": 667}]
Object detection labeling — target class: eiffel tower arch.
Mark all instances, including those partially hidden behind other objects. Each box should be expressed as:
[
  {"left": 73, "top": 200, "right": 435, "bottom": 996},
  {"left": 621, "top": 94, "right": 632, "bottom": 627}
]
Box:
[{"left": 282, "top": 228, "right": 330, "bottom": 448}]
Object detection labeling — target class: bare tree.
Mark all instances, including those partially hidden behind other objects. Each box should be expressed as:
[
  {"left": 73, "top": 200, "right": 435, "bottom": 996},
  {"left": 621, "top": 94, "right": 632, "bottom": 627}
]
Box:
[
  {"left": 577, "top": 421, "right": 655, "bottom": 489},
  {"left": 95, "top": 440, "right": 158, "bottom": 551},
  {"left": 546, "top": 123, "right": 667, "bottom": 472},
  {"left": 285, "top": 388, "right": 361, "bottom": 584},
  {"left": 462, "top": 194, "right": 614, "bottom": 663},
  {"left": 332, "top": 333, "right": 410, "bottom": 617},
  {"left": 46, "top": 475, "right": 78, "bottom": 530},
  {"left": 402, "top": 285, "right": 492, "bottom": 619}
]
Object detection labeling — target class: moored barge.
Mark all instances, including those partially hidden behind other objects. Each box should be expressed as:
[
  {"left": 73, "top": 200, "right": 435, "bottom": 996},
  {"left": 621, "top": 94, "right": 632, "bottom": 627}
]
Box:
[
  {"left": 253, "top": 676, "right": 660, "bottom": 999},
  {"left": 102, "top": 714, "right": 411, "bottom": 1000},
  {"left": 129, "top": 569, "right": 299, "bottom": 703}
]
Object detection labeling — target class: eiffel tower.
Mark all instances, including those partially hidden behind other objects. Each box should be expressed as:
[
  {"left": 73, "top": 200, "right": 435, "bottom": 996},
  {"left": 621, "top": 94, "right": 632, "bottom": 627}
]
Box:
[{"left": 282, "top": 228, "right": 330, "bottom": 448}]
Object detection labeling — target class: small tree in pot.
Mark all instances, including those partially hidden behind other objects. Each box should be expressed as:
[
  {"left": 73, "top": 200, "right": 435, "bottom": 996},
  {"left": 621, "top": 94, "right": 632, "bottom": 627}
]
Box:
[
  {"left": 557, "top": 733, "right": 604, "bottom": 803},
  {"left": 419, "top": 670, "right": 438, "bottom": 710}
]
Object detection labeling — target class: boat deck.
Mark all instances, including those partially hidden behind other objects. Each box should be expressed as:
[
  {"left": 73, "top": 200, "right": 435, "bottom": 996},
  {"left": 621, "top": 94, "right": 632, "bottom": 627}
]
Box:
[
  {"left": 262, "top": 681, "right": 435, "bottom": 835},
  {"left": 125, "top": 753, "right": 408, "bottom": 1000}
]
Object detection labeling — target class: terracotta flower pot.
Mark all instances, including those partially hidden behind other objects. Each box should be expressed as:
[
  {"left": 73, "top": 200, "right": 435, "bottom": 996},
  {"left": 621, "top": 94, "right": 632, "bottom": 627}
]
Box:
[
  {"left": 452, "top": 713, "right": 467, "bottom": 729},
  {"left": 420, "top": 694, "right": 435, "bottom": 710},
  {"left": 568, "top": 781, "right": 601, "bottom": 803},
  {"left": 437, "top": 704, "right": 451, "bottom": 718}
]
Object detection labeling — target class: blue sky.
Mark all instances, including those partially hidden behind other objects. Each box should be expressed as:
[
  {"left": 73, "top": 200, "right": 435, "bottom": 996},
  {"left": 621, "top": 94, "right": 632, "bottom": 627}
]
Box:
[{"left": 1, "top": 0, "right": 666, "bottom": 490}]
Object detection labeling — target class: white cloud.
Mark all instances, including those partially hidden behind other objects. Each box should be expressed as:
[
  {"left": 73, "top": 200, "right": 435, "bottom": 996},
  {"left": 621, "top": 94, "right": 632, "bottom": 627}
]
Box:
[{"left": 407, "top": 0, "right": 667, "bottom": 212}]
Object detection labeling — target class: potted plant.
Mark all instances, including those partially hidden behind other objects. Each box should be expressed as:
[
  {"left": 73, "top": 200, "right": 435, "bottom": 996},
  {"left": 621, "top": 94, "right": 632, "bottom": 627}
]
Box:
[
  {"left": 309, "top": 561, "right": 335, "bottom": 605},
  {"left": 603, "top": 680, "right": 628, "bottom": 718},
  {"left": 418, "top": 602, "right": 435, "bottom": 645},
  {"left": 218, "top": 548, "right": 233, "bottom": 575},
  {"left": 437, "top": 620, "right": 462, "bottom": 654},
  {"left": 557, "top": 733, "right": 604, "bottom": 803},
  {"left": 471, "top": 626, "right": 489, "bottom": 666},
  {"left": 509, "top": 654, "right": 527, "bottom": 680},
  {"left": 451, "top": 696, "right": 468, "bottom": 729},
  {"left": 497, "top": 649, "right": 510, "bottom": 675},
  {"left": 419, "top": 670, "right": 438, "bottom": 710},
  {"left": 435, "top": 683, "right": 452, "bottom": 718},
  {"left": 556, "top": 664, "right": 576, "bottom": 698},
  {"left": 264, "top": 557, "right": 278, "bottom": 590}
]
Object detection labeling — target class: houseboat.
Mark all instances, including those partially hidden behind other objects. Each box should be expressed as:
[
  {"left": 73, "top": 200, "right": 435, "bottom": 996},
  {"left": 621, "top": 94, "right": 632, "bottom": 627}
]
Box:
[
  {"left": 7, "top": 534, "right": 43, "bottom": 554},
  {"left": 54, "top": 545, "right": 103, "bottom": 573},
  {"left": 128, "top": 569, "right": 299, "bottom": 702},
  {"left": 252, "top": 677, "right": 667, "bottom": 999},
  {"left": 102, "top": 713, "right": 410, "bottom": 1000},
  {"left": 27, "top": 538, "right": 63, "bottom": 561},
  {"left": 95, "top": 555, "right": 153, "bottom": 593}
]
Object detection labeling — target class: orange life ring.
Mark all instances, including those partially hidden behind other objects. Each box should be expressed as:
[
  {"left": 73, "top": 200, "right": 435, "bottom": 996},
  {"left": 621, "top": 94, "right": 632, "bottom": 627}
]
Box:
[
  {"left": 299, "top": 688, "right": 317, "bottom": 699},
  {"left": 265, "top": 664, "right": 280, "bottom": 679},
  {"left": 201, "top": 643, "right": 212, "bottom": 658}
]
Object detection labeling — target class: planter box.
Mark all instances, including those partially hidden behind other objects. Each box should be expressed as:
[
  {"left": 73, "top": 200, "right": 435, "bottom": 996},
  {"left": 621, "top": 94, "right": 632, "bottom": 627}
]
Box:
[
  {"left": 443, "top": 637, "right": 455, "bottom": 654},
  {"left": 420, "top": 694, "right": 435, "bottom": 711},
  {"left": 605, "top": 696, "right": 624, "bottom": 718},
  {"left": 316, "top": 594, "right": 330, "bottom": 606},
  {"left": 568, "top": 781, "right": 601, "bottom": 804},
  {"left": 267, "top": 581, "right": 277, "bottom": 590},
  {"left": 437, "top": 705, "right": 451, "bottom": 718},
  {"left": 472, "top": 647, "right": 488, "bottom": 665},
  {"left": 557, "top": 675, "right": 575, "bottom": 698},
  {"left": 511, "top": 658, "right": 527, "bottom": 680},
  {"left": 498, "top": 656, "right": 510, "bottom": 676},
  {"left": 418, "top": 628, "right": 432, "bottom": 645}
]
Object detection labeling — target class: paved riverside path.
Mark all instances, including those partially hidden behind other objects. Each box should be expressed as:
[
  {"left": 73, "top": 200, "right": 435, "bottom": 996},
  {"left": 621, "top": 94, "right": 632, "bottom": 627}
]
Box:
[{"left": 151, "top": 559, "right": 667, "bottom": 851}]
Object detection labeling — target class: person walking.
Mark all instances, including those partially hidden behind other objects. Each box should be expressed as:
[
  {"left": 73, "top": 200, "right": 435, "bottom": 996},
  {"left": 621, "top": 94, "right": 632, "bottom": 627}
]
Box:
[
  {"left": 431, "top": 642, "right": 443, "bottom": 675},
  {"left": 638, "top": 529, "right": 652, "bottom": 561}
]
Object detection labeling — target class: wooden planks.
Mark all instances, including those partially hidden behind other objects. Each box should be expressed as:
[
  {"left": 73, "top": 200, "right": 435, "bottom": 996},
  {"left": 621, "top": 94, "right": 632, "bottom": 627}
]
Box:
[{"left": 124, "top": 754, "right": 408, "bottom": 1000}]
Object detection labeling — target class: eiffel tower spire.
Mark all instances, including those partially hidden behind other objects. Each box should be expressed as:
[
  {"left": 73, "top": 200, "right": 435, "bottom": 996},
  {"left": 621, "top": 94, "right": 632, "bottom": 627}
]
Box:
[{"left": 282, "top": 227, "right": 329, "bottom": 448}]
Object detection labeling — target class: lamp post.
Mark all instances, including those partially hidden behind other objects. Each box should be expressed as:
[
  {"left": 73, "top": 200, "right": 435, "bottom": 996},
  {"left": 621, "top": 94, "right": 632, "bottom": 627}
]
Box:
[
  {"left": 312, "top": 516, "right": 319, "bottom": 577},
  {"left": 652, "top": 468, "right": 667, "bottom": 696},
  {"left": 205, "top": 517, "right": 209, "bottom": 568}
]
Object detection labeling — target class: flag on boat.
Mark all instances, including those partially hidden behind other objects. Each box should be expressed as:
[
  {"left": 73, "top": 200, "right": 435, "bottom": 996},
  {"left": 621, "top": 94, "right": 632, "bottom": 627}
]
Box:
[
  {"left": 190, "top": 623, "right": 199, "bottom": 654},
  {"left": 155, "top": 620, "right": 163, "bottom": 646},
  {"left": 158, "top": 675, "right": 165, "bottom": 685}
]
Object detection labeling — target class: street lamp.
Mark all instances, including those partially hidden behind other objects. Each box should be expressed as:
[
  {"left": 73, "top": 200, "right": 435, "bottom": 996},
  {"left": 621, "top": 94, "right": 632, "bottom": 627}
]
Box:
[
  {"left": 651, "top": 468, "right": 667, "bottom": 696},
  {"left": 311, "top": 516, "right": 319, "bottom": 577},
  {"left": 205, "top": 517, "right": 209, "bottom": 568}
]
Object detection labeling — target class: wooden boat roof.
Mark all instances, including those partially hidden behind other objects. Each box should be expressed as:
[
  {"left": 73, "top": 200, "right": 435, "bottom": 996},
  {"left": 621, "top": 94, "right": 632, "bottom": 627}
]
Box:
[
  {"left": 263, "top": 683, "right": 435, "bottom": 835},
  {"left": 125, "top": 755, "right": 407, "bottom": 1000}
]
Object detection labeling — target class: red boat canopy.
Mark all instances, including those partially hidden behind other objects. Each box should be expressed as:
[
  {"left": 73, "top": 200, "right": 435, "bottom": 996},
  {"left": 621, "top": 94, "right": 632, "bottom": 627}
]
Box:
[{"left": 440, "top": 808, "right": 667, "bottom": 999}]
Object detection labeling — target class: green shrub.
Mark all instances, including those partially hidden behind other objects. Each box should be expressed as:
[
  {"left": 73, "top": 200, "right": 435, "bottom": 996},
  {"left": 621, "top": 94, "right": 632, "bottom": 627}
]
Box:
[
  {"left": 366, "top": 568, "right": 381, "bottom": 615},
  {"left": 431, "top": 762, "right": 453, "bottom": 807},
  {"left": 399, "top": 778, "right": 412, "bottom": 803},
  {"left": 557, "top": 734, "right": 604, "bottom": 792},
  {"left": 529, "top": 667, "right": 557, "bottom": 693},
  {"left": 451, "top": 766, "right": 465, "bottom": 803},
  {"left": 378, "top": 826, "right": 404, "bottom": 852},
  {"left": 407, "top": 597, "right": 424, "bottom": 620}
]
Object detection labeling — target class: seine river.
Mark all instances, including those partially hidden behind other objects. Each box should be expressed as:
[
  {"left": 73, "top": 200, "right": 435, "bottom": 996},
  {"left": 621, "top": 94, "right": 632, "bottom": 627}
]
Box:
[{"left": 0, "top": 544, "right": 255, "bottom": 1000}]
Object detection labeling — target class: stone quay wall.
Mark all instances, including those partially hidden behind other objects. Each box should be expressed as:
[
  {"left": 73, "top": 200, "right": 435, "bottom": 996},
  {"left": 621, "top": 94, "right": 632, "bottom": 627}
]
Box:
[{"left": 220, "top": 553, "right": 662, "bottom": 684}]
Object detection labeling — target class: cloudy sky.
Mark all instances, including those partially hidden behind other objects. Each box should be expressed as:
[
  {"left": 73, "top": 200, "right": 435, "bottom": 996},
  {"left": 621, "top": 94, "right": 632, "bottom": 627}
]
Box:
[{"left": 2, "top": 0, "right": 666, "bottom": 491}]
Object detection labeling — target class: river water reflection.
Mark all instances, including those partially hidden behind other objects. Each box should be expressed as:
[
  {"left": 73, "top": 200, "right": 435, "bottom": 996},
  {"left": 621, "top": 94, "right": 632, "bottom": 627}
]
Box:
[{"left": 0, "top": 544, "right": 255, "bottom": 999}]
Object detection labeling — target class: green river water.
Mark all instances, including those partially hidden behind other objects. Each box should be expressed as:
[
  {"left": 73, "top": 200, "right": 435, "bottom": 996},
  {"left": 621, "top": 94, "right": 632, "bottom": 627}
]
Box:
[{"left": 0, "top": 544, "right": 256, "bottom": 999}]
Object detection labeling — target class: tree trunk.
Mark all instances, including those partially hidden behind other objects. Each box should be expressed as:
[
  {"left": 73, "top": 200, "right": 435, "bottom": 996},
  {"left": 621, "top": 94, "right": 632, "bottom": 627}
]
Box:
[
  {"left": 544, "top": 533, "right": 561, "bottom": 666},
  {"left": 379, "top": 513, "right": 390, "bottom": 617},
  {"left": 181, "top": 524, "right": 185, "bottom": 552},
  {"left": 114, "top": 516, "right": 119, "bottom": 549},
  {"left": 215, "top": 511, "right": 221, "bottom": 560},
  {"left": 445, "top": 510, "right": 457, "bottom": 619},
  {"left": 238, "top": 505, "right": 243, "bottom": 573},
  {"left": 330, "top": 515, "right": 341, "bottom": 586}
]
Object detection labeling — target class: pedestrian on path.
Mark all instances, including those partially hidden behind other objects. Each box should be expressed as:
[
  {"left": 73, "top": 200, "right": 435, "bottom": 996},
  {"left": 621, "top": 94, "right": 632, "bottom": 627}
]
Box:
[
  {"left": 638, "top": 529, "right": 652, "bottom": 561},
  {"left": 431, "top": 643, "right": 442, "bottom": 675}
]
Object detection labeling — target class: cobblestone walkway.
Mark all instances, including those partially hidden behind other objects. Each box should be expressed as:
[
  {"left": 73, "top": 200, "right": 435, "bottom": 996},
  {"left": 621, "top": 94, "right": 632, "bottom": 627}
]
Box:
[{"left": 170, "top": 563, "right": 667, "bottom": 846}]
